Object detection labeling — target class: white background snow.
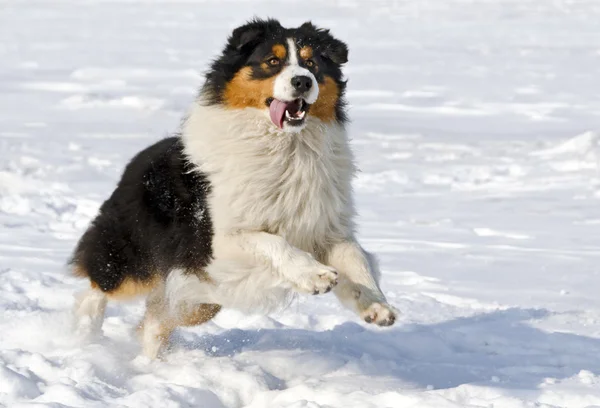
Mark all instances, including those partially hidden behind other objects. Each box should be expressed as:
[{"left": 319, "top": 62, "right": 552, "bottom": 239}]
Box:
[{"left": 2, "top": 0, "right": 600, "bottom": 407}]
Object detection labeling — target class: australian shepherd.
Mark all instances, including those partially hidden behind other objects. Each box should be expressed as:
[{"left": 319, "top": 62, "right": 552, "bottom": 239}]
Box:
[{"left": 71, "top": 18, "right": 397, "bottom": 359}]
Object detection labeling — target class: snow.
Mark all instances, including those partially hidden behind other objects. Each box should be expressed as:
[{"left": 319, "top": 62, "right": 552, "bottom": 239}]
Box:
[{"left": 2, "top": 0, "right": 600, "bottom": 406}]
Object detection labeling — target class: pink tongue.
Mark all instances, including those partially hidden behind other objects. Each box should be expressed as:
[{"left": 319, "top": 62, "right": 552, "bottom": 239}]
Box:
[{"left": 269, "top": 99, "right": 288, "bottom": 129}]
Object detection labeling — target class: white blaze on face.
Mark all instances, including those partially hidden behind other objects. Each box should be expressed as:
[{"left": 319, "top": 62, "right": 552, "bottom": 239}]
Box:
[{"left": 273, "top": 38, "right": 319, "bottom": 104}]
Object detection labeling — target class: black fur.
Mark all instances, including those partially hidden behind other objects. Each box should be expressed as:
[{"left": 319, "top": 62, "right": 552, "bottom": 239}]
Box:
[
  {"left": 70, "top": 137, "right": 212, "bottom": 292},
  {"left": 202, "top": 18, "right": 349, "bottom": 123}
]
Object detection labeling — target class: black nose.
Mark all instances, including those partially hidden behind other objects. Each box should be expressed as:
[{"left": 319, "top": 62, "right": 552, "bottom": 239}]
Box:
[{"left": 291, "top": 75, "right": 312, "bottom": 93}]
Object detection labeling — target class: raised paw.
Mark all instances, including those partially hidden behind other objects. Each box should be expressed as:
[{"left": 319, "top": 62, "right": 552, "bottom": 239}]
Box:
[
  {"left": 311, "top": 267, "right": 339, "bottom": 295},
  {"left": 293, "top": 264, "right": 338, "bottom": 295},
  {"left": 361, "top": 302, "right": 397, "bottom": 327}
]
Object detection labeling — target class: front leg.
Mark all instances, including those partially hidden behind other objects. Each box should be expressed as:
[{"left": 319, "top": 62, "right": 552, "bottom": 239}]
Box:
[
  {"left": 326, "top": 240, "right": 397, "bottom": 326},
  {"left": 217, "top": 231, "right": 338, "bottom": 295}
]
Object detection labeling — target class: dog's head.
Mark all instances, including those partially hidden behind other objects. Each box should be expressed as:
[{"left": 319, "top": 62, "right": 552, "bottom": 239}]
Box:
[{"left": 202, "top": 18, "right": 348, "bottom": 132}]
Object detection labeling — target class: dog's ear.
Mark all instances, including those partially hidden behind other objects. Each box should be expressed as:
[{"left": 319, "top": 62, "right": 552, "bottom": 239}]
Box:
[
  {"left": 323, "top": 38, "right": 348, "bottom": 65},
  {"left": 227, "top": 18, "right": 281, "bottom": 52},
  {"left": 300, "top": 21, "right": 348, "bottom": 65}
]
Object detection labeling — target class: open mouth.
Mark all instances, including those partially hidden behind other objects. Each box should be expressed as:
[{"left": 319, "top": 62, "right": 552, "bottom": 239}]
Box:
[{"left": 267, "top": 98, "right": 309, "bottom": 129}]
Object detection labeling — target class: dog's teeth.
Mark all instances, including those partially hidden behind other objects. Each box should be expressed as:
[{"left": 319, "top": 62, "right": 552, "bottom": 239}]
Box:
[{"left": 284, "top": 107, "right": 306, "bottom": 122}]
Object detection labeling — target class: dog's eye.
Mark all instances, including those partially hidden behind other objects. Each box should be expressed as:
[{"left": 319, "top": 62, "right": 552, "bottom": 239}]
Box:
[
  {"left": 267, "top": 57, "right": 280, "bottom": 66},
  {"left": 305, "top": 59, "right": 315, "bottom": 68}
]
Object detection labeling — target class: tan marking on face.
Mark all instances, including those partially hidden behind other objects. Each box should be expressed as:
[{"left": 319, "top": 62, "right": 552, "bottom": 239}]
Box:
[
  {"left": 106, "top": 275, "right": 159, "bottom": 300},
  {"left": 272, "top": 44, "right": 287, "bottom": 60},
  {"left": 223, "top": 66, "right": 276, "bottom": 110},
  {"left": 309, "top": 75, "right": 339, "bottom": 122},
  {"left": 299, "top": 46, "right": 313, "bottom": 60}
]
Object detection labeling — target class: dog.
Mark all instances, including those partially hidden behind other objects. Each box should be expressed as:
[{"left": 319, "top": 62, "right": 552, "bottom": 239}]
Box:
[{"left": 71, "top": 18, "right": 397, "bottom": 359}]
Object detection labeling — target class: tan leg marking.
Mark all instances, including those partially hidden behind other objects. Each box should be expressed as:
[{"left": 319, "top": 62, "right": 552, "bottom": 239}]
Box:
[
  {"left": 106, "top": 276, "right": 159, "bottom": 300},
  {"left": 138, "top": 285, "right": 221, "bottom": 359}
]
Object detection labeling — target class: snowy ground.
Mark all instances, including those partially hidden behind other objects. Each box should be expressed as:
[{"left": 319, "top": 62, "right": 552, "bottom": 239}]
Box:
[{"left": 2, "top": 0, "right": 600, "bottom": 407}]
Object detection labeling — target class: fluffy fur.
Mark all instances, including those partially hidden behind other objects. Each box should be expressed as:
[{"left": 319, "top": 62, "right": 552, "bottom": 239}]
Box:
[{"left": 71, "top": 18, "right": 397, "bottom": 358}]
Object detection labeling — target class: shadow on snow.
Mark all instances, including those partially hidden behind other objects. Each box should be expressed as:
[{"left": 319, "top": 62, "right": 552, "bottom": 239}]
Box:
[{"left": 173, "top": 307, "right": 600, "bottom": 391}]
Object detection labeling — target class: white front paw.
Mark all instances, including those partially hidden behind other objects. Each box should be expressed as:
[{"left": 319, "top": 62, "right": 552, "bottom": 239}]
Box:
[
  {"left": 361, "top": 302, "right": 397, "bottom": 326},
  {"left": 291, "top": 255, "right": 338, "bottom": 295}
]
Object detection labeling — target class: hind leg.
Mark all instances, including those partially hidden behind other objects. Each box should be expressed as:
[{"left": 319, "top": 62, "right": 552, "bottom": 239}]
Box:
[
  {"left": 73, "top": 267, "right": 157, "bottom": 339},
  {"left": 74, "top": 284, "right": 108, "bottom": 338},
  {"left": 138, "top": 282, "right": 220, "bottom": 359}
]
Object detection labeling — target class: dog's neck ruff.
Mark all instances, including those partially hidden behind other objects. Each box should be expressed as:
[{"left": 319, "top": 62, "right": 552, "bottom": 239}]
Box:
[{"left": 181, "top": 102, "right": 356, "bottom": 255}]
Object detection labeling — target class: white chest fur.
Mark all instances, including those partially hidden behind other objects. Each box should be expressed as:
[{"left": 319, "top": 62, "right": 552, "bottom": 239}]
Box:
[{"left": 182, "top": 104, "right": 356, "bottom": 255}]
